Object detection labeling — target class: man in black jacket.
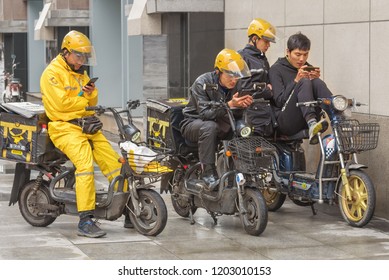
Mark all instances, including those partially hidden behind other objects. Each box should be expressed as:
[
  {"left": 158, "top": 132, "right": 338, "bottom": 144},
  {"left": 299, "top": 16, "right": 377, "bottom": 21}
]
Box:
[
  {"left": 238, "top": 18, "right": 277, "bottom": 92},
  {"left": 181, "top": 49, "right": 253, "bottom": 190},
  {"left": 238, "top": 18, "right": 278, "bottom": 136},
  {"left": 269, "top": 32, "right": 332, "bottom": 144}
]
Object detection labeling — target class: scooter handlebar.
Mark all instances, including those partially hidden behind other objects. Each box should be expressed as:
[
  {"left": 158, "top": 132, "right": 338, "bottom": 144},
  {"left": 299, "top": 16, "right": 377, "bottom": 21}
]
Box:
[
  {"left": 127, "top": 99, "right": 141, "bottom": 110},
  {"left": 85, "top": 105, "right": 106, "bottom": 115}
]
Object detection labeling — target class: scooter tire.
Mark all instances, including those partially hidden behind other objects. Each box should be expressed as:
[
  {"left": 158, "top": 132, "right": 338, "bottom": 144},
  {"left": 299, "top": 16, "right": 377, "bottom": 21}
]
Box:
[
  {"left": 171, "top": 194, "right": 197, "bottom": 218},
  {"left": 262, "top": 188, "right": 286, "bottom": 211},
  {"left": 240, "top": 188, "right": 268, "bottom": 236},
  {"left": 18, "top": 180, "right": 57, "bottom": 227},
  {"left": 169, "top": 169, "right": 198, "bottom": 218},
  {"left": 128, "top": 189, "right": 168, "bottom": 236},
  {"left": 338, "top": 169, "right": 376, "bottom": 227}
]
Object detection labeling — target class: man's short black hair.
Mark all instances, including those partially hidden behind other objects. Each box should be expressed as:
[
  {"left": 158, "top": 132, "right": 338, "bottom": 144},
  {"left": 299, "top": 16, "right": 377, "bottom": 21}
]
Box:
[{"left": 287, "top": 32, "right": 311, "bottom": 51}]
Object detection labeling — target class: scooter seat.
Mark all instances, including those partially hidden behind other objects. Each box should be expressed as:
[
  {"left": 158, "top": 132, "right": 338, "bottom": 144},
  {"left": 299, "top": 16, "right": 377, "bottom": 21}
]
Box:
[
  {"left": 178, "top": 141, "right": 198, "bottom": 156},
  {"left": 276, "top": 129, "right": 309, "bottom": 141}
]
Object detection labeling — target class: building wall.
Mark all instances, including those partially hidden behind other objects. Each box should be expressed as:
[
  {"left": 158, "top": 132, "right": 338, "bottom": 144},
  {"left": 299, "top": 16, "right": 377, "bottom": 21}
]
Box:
[
  {"left": 54, "top": 0, "right": 89, "bottom": 10},
  {"left": 225, "top": 0, "right": 389, "bottom": 219},
  {"left": 1, "top": 0, "right": 27, "bottom": 20}
]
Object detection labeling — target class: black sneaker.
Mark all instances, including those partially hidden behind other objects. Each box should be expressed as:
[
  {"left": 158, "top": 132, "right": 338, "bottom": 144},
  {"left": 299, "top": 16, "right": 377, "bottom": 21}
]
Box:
[
  {"left": 202, "top": 164, "right": 219, "bottom": 191},
  {"left": 77, "top": 218, "right": 106, "bottom": 238}
]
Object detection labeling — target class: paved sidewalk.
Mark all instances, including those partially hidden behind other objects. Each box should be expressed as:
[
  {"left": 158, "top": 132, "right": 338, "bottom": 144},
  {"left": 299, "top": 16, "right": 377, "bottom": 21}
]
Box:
[{"left": 1, "top": 161, "right": 389, "bottom": 260}]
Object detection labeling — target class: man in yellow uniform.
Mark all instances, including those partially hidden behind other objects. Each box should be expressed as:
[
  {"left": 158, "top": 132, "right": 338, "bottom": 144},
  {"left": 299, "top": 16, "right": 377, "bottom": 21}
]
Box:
[{"left": 40, "top": 30, "right": 132, "bottom": 238}]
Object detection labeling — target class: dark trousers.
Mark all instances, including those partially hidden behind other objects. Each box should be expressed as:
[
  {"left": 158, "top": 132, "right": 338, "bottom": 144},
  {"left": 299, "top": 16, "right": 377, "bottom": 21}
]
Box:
[
  {"left": 181, "top": 118, "right": 231, "bottom": 165},
  {"left": 277, "top": 78, "right": 332, "bottom": 136}
]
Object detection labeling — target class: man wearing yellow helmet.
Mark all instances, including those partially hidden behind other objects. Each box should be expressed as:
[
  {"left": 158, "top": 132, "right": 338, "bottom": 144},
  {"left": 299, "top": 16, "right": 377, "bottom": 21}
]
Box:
[
  {"left": 238, "top": 18, "right": 278, "bottom": 137},
  {"left": 238, "top": 18, "right": 276, "bottom": 92},
  {"left": 181, "top": 49, "right": 253, "bottom": 190},
  {"left": 40, "top": 30, "right": 131, "bottom": 238}
]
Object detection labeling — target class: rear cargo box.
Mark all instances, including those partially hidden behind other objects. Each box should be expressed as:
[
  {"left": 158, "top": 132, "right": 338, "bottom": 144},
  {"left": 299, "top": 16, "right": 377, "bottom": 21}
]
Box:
[
  {"left": 146, "top": 99, "right": 187, "bottom": 153},
  {"left": 0, "top": 102, "right": 54, "bottom": 164}
]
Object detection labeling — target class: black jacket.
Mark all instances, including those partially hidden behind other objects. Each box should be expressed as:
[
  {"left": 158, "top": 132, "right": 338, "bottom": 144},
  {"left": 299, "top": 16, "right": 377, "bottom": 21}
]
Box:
[
  {"left": 182, "top": 71, "right": 237, "bottom": 124},
  {"left": 269, "top": 57, "right": 299, "bottom": 111},
  {"left": 238, "top": 44, "right": 270, "bottom": 89},
  {"left": 269, "top": 57, "right": 316, "bottom": 111}
]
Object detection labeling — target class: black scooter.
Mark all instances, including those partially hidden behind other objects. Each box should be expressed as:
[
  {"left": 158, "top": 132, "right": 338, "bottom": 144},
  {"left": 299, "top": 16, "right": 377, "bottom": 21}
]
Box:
[
  {"left": 156, "top": 84, "right": 269, "bottom": 236},
  {"left": 9, "top": 100, "right": 169, "bottom": 236}
]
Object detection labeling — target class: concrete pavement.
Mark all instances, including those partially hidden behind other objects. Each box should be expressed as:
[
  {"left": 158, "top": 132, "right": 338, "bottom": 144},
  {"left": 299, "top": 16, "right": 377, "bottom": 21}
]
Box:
[{"left": 1, "top": 159, "right": 389, "bottom": 260}]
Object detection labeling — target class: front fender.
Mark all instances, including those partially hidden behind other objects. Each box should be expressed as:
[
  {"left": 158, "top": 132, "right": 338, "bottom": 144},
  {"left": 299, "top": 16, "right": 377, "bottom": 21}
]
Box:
[
  {"left": 348, "top": 163, "right": 367, "bottom": 172},
  {"left": 335, "top": 163, "right": 368, "bottom": 192}
]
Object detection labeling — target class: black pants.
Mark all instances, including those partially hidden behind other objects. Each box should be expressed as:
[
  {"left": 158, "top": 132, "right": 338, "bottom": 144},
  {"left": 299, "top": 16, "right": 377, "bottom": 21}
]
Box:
[
  {"left": 181, "top": 118, "right": 231, "bottom": 165},
  {"left": 276, "top": 78, "right": 332, "bottom": 136}
]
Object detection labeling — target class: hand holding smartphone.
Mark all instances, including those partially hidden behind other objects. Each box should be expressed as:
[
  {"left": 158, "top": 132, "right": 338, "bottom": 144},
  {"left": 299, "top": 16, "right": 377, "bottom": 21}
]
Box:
[
  {"left": 303, "top": 66, "right": 319, "bottom": 72},
  {"left": 86, "top": 77, "right": 98, "bottom": 86},
  {"left": 79, "top": 77, "right": 98, "bottom": 96}
]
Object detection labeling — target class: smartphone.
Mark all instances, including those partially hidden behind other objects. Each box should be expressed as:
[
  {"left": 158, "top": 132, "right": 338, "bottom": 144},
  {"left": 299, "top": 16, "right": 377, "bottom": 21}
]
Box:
[
  {"left": 238, "top": 90, "right": 253, "bottom": 97},
  {"left": 303, "top": 66, "right": 319, "bottom": 72},
  {"left": 86, "top": 77, "right": 98, "bottom": 86}
]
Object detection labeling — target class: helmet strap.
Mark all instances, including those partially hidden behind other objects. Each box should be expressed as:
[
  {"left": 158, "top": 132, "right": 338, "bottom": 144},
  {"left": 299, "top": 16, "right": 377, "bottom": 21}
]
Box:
[
  {"left": 249, "top": 36, "right": 265, "bottom": 56},
  {"left": 61, "top": 51, "right": 85, "bottom": 73}
]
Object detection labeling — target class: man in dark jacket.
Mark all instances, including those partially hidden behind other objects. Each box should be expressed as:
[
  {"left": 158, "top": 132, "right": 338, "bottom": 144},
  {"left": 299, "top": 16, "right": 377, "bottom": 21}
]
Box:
[
  {"left": 269, "top": 32, "right": 332, "bottom": 144},
  {"left": 238, "top": 18, "right": 278, "bottom": 136},
  {"left": 181, "top": 49, "right": 253, "bottom": 190},
  {"left": 238, "top": 18, "right": 277, "bottom": 90}
]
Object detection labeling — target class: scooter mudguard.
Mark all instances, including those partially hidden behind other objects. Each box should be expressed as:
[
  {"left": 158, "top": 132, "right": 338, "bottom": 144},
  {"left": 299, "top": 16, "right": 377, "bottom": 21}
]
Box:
[
  {"left": 160, "top": 172, "right": 174, "bottom": 193},
  {"left": 9, "top": 162, "right": 30, "bottom": 206}
]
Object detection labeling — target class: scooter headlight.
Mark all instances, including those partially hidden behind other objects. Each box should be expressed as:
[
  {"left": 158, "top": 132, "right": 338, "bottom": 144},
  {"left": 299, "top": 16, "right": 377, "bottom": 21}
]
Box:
[
  {"left": 123, "top": 124, "right": 141, "bottom": 142},
  {"left": 240, "top": 126, "right": 252, "bottom": 138},
  {"left": 236, "top": 120, "right": 252, "bottom": 138},
  {"left": 332, "top": 95, "right": 348, "bottom": 111}
]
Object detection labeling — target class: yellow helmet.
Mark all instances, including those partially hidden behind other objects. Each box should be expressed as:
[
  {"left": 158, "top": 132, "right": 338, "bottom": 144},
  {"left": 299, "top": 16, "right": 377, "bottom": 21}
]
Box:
[
  {"left": 214, "top": 49, "right": 251, "bottom": 79},
  {"left": 247, "top": 18, "right": 277, "bottom": 43},
  {"left": 61, "top": 30, "right": 97, "bottom": 66}
]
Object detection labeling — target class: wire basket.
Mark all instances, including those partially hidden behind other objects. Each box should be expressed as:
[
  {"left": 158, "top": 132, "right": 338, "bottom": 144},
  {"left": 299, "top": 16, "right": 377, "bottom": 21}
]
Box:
[
  {"left": 336, "top": 119, "right": 380, "bottom": 154},
  {"left": 227, "top": 136, "right": 276, "bottom": 174},
  {"left": 123, "top": 142, "right": 172, "bottom": 177}
]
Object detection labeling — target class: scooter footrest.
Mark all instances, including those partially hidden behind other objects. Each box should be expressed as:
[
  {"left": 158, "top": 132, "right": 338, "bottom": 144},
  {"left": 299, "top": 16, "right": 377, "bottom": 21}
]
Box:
[
  {"left": 293, "top": 172, "right": 316, "bottom": 181},
  {"left": 186, "top": 179, "right": 206, "bottom": 194},
  {"left": 53, "top": 188, "right": 76, "bottom": 201},
  {"left": 96, "top": 191, "right": 109, "bottom": 204}
]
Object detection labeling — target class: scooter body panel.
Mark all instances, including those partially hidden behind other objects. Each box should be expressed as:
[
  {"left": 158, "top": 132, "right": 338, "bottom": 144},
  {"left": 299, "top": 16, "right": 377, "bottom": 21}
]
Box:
[{"left": 193, "top": 188, "right": 238, "bottom": 214}]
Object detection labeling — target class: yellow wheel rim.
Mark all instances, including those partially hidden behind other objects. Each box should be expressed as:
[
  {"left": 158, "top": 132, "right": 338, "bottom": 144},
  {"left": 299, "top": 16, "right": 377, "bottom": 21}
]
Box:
[
  {"left": 262, "top": 189, "right": 278, "bottom": 206},
  {"left": 340, "top": 174, "right": 368, "bottom": 222}
]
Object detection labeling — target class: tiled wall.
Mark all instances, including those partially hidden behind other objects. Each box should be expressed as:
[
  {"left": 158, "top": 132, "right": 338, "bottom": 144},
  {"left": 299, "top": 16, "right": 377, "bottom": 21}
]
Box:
[{"left": 225, "top": 0, "right": 389, "bottom": 218}]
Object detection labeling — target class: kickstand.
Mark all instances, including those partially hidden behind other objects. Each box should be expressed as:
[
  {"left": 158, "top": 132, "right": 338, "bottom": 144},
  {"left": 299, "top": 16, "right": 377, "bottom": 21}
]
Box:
[
  {"left": 189, "top": 208, "right": 195, "bottom": 225},
  {"left": 210, "top": 212, "right": 218, "bottom": 225},
  {"left": 311, "top": 204, "right": 318, "bottom": 215}
]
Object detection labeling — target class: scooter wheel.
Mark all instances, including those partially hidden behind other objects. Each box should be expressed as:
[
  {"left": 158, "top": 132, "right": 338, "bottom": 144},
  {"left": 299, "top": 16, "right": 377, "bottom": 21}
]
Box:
[
  {"left": 171, "top": 194, "right": 197, "bottom": 218},
  {"left": 169, "top": 174, "right": 197, "bottom": 218},
  {"left": 18, "top": 180, "right": 57, "bottom": 227},
  {"left": 262, "top": 187, "right": 286, "bottom": 211},
  {"left": 338, "top": 170, "right": 376, "bottom": 227},
  {"left": 239, "top": 188, "right": 268, "bottom": 236},
  {"left": 128, "top": 189, "right": 168, "bottom": 236}
]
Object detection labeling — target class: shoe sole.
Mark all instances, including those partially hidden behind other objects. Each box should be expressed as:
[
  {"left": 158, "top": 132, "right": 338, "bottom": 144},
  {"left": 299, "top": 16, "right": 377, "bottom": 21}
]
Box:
[
  {"left": 309, "top": 120, "right": 329, "bottom": 145},
  {"left": 77, "top": 230, "right": 106, "bottom": 238}
]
